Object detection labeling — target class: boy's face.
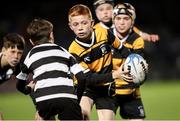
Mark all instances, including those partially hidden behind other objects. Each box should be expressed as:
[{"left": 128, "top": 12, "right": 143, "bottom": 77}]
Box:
[
  {"left": 114, "top": 14, "right": 132, "bottom": 34},
  {"left": 2, "top": 46, "right": 23, "bottom": 67},
  {"left": 69, "top": 15, "right": 94, "bottom": 40},
  {"left": 95, "top": 3, "right": 113, "bottom": 24}
]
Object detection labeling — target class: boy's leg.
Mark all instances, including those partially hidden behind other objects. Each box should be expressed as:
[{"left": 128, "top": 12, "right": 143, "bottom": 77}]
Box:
[
  {"left": 80, "top": 96, "right": 94, "bottom": 120},
  {"left": 96, "top": 97, "right": 116, "bottom": 120},
  {"left": 97, "top": 109, "right": 115, "bottom": 121}
]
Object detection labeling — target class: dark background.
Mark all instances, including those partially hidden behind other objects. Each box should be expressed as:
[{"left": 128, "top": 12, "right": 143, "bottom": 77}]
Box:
[{"left": 0, "top": 0, "right": 179, "bottom": 80}]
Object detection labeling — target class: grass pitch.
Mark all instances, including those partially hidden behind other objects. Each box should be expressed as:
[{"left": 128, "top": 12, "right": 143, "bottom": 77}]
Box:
[{"left": 0, "top": 80, "right": 180, "bottom": 120}]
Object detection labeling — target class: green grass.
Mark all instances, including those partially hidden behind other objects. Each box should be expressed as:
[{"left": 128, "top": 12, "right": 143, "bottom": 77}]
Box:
[
  {"left": 1, "top": 81, "right": 180, "bottom": 120},
  {"left": 0, "top": 92, "right": 36, "bottom": 120}
]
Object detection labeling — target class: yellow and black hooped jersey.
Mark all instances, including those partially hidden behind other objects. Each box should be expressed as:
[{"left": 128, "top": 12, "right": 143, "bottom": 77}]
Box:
[
  {"left": 110, "top": 28, "right": 145, "bottom": 96},
  {"left": 133, "top": 26, "right": 141, "bottom": 35},
  {"left": 69, "top": 27, "right": 122, "bottom": 86}
]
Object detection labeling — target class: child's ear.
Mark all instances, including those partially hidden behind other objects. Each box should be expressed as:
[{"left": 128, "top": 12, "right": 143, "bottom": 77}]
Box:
[
  {"left": 68, "top": 22, "right": 73, "bottom": 31},
  {"left": 91, "top": 20, "right": 95, "bottom": 27},
  {"left": 2, "top": 47, "right": 6, "bottom": 55},
  {"left": 49, "top": 32, "right": 54, "bottom": 43}
]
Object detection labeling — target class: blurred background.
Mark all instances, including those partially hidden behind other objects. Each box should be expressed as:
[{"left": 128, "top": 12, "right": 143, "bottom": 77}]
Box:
[
  {"left": 0, "top": 0, "right": 179, "bottom": 80},
  {"left": 0, "top": 0, "right": 180, "bottom": 120}
]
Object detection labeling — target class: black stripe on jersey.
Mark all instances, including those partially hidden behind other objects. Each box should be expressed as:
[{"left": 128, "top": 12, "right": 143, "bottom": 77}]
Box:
[
  {"left": 133, "top": 48, "right": 145, "bottom": 57},
  {"left": 69, "top": 56, "right": 78, "bottom": 67},
  {"left": 98, "top": 64, "right": 113, "bottom": 74},
  {"left": 113, "top": 46, "right": 144, "bottom": 58},
  {"left": 113, "top": 32, "right": 144, "bottom": 59},
  {"left": 107, "top": 30, "right": 116, "bottom": 45},
  {"left": 35, "top": 85, "right": 75, "bottom": 97},
  {"left": 81, "top": 43, "right": 111, "bottom": 64},
  {"left": 126, "top": 32, "right": 139, "bottom": 44},
  {"left": 113, "top": 46, "right": 132, "bottom": 58},
  {"left": 71, "top": 54, "right": 82, "bottom": 63},
  {"left": 29, "top": 45, "right": 62, "bottom": 57},
  {"left": 29, "top": 56, "right": 69, "bottom": 71},
  {"left": 116, "top": 83, "right": 139, "bottom": 89},
  {"left": 34, "top": 70, "right": 68, "bottom": 81}
]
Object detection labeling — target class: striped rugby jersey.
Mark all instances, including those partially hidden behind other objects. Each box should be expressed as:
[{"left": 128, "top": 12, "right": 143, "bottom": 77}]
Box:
[
  {"left": 69, "top": 27, "right": 122, "bottom": 86},
  {"left": 110, "top": 27, "right": 145, "bottom": 95},
  {"left": 17, "top": 43, "right": 85, "bottom": 103}
]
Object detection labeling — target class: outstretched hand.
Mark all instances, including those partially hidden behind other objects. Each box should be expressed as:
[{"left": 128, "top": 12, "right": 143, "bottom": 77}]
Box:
[{"left": 141, "top": 32, "right": 160, "bottom": 42}]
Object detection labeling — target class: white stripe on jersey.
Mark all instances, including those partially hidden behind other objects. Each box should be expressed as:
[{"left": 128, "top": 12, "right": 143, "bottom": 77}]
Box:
[
  {"left": 25, "top": 49, "right": 70, "bottom": 68},
  {"left": 17, "top": 43, "right": 81, "bottom": 101},
  {"left": 33, "top": 62, "right": 69, "bottom": 78},
  {"left": 70, "top": 63, "right": 85, "bottom": 75},
  {"left": 35, "top": 93, "right": 77, "bottom": 102},
  {"left": 34, "top": 76, "right": 74, "bottom": 91},
  {"left": 16, "top": 72, "right": 28, "bottom": 80}
]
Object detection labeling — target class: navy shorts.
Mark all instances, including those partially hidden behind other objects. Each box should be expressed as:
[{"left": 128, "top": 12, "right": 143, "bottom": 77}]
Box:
[
  {"left": 83, "top": 86, "right": 116, "bottom": 112},
  {"left": 36, "top": 98, "right": 83, "bottom": 120},
  {"left": 114, "top": 93, "right": 145, "bottom": 119}
]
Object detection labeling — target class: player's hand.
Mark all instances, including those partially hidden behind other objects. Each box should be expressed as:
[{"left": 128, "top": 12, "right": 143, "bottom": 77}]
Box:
[
  {"left": 112, "top": 64, "right": 133, "bottom": 82},
  {"left": 141, "top": 32, "right": 160, "bottom": 42},
  {"left": 149, "top": 34, "right": 159, "bottom": 42},
  {"left": 27, "top": 80, "right": 36, "bottom": 90}
]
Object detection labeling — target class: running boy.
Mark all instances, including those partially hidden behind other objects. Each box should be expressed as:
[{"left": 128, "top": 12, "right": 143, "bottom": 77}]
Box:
[
  {"left": 110, "top": 3, "right": 147, "bottom": 120},
  {"left": 68, "top": 4, "right": 131, "bottom": 120}
]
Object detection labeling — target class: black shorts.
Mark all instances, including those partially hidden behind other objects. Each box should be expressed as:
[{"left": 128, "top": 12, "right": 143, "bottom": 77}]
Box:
[
  {"left": 83, "top": 86, "right": 116, "bottom": 112},
  {"left": 36, "top": 98, "right": 83, "bottom": 120},
  {"left": 114, "top": 93, "right": 145, "bottom": 119}
]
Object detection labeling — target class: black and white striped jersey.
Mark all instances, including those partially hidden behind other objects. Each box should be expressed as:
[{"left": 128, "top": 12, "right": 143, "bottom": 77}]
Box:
[{"left": 16, "top": 43, "right": 85, "bottom": 103}]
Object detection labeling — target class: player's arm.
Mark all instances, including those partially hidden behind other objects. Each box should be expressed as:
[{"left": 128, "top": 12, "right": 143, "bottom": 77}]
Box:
[
  {"left": 16, "top": 63, "right": 35, "bottom": 95},
  {"left": 133, "top": 26, "right": 159, "bottom": 42},
  {"left": 69, "top": 55, "right": 132, "bottom": 101},
  {"left": 70, "top": 54, "right": 130, "bottom": 86},
  {"left": 16, "top": 79, "right": 33, "bottom": 95},
  {"left": 72, "top": 64, "right": 131, "bottom": 101}
]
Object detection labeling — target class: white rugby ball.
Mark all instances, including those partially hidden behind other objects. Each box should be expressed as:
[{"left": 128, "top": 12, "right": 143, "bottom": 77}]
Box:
[{"left": 123, "top": 53, "right": 148, "bottom": 85}]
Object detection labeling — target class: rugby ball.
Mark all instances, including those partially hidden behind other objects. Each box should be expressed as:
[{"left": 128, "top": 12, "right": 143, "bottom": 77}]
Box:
[{"left": 123, "top": 53, "right": 148, "bottom": 85}]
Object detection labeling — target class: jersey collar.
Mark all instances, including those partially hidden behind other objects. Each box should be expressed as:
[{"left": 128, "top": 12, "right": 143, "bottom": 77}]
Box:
[{"left": 75, "top": 32, "right": 95, "bottom": 48}]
